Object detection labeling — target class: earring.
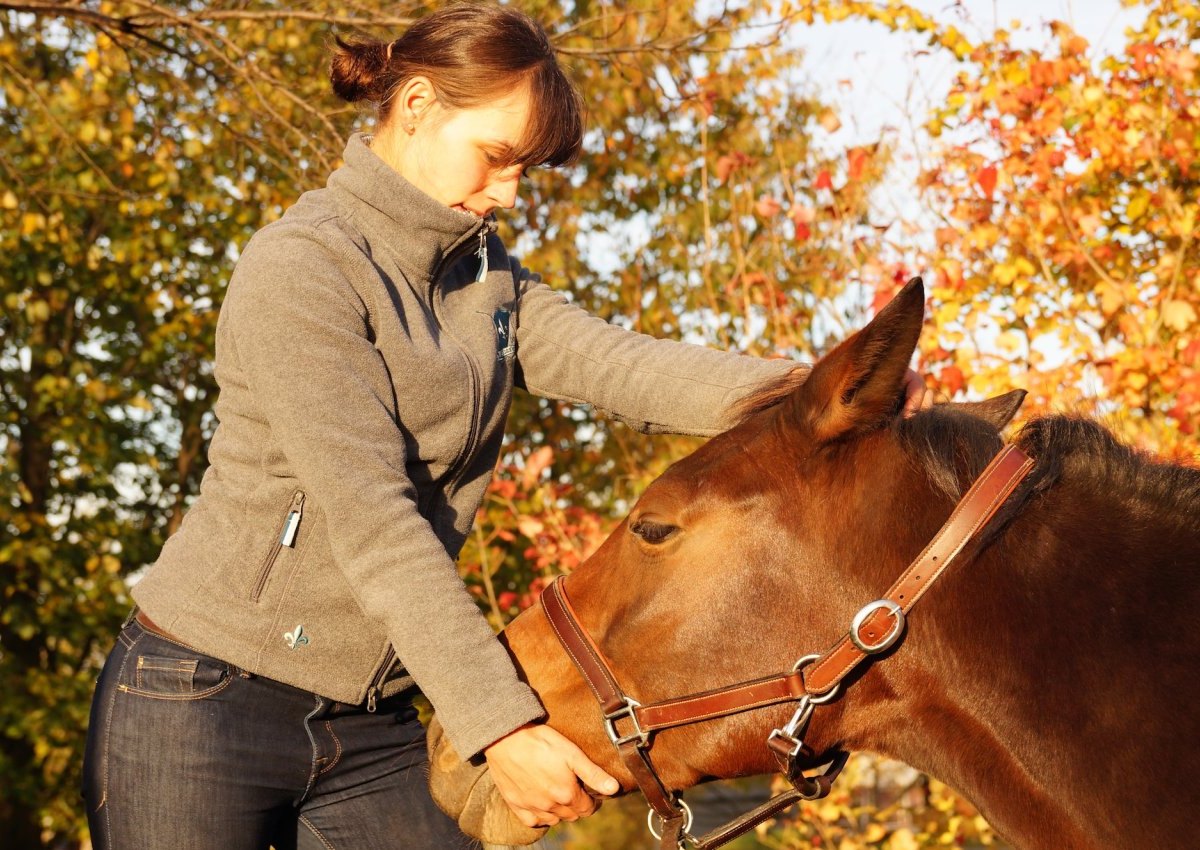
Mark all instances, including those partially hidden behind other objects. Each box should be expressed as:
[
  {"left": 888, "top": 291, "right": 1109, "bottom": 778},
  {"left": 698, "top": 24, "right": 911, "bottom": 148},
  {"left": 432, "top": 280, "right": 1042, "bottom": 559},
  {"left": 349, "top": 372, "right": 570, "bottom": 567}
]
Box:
[{"left": 404, "top": 120, "right": 416, "bottom": 135}]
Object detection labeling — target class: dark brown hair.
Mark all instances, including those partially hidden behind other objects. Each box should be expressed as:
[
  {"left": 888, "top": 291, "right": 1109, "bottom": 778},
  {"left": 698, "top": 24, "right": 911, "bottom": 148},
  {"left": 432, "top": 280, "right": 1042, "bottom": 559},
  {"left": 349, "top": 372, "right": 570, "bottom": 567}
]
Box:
[{"left": 330, "top": 2, "right": 583, "bottom": 168}]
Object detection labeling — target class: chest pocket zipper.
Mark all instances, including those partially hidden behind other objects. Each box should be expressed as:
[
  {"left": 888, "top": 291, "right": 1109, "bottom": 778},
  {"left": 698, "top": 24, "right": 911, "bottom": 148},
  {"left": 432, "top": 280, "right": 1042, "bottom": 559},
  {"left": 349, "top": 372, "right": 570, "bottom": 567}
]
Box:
[{"left": 251, "top": 490, "right": 305, "bottom": 602}]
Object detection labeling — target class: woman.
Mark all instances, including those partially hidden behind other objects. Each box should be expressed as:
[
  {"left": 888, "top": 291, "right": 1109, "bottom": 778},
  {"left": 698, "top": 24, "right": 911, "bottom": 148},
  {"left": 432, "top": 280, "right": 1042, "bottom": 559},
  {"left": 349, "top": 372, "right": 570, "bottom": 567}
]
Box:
[{"left": 83, "top": 4, "right": 931, "bottom": 849}]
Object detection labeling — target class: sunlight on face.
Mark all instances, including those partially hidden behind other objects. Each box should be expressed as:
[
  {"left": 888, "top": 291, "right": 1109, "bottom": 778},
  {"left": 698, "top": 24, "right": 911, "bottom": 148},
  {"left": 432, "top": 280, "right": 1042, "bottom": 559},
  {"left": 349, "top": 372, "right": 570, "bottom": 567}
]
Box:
[{"left": 391, "top": 84, "right": 534, "bottom": 219}]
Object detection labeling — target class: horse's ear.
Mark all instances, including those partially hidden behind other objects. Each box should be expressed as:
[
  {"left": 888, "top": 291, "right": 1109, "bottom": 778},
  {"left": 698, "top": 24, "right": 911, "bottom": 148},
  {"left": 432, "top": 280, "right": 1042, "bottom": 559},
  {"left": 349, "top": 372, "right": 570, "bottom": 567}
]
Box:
[
  {"left": 790, "top": 277, "right": 925, "bottom": 444},
  {"left": 954, "top": 389, "right": 1027, "bottom": 431}
]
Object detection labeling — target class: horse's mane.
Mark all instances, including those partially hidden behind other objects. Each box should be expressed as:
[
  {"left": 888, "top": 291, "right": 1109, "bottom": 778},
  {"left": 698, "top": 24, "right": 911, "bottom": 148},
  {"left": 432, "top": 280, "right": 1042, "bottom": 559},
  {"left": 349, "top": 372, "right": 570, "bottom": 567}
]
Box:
[
  {"left": 729, "top": 373, "right": 1200, "bottom": 524},
  {"left": 1011, "top": 416, "right": 1200, "bottom": 512}
]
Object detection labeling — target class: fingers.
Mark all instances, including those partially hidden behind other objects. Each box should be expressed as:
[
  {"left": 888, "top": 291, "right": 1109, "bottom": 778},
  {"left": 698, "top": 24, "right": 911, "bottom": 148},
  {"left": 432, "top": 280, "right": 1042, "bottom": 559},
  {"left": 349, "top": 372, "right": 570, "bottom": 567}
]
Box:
[
  {"left": 902, "top": 370, "right": 926, "bottom": 417},
  {"left": 564, "top": 739, "right": 621, "bottom": 797},
  {"left": 484, "top": 725, "right": 617, "bottom": 828},
  {"left": 902, "top": 370, "right": 939, "bottom": 417},
  {"left": 507, "top": 781, "right": 595, "bottom": 828}
]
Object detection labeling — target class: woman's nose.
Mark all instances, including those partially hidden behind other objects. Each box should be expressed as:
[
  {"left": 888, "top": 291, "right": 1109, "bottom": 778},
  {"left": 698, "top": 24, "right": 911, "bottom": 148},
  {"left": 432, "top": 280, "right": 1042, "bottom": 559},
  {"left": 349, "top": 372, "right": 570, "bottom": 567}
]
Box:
[{"left": 486, "top": 174, "right": 521, "bottom": 210}]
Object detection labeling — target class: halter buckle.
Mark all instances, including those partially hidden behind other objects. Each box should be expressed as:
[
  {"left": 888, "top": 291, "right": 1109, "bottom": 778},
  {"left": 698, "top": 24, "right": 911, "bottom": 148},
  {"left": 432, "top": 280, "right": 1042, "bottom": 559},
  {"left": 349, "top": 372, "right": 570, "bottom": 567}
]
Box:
[
  {"left": 646, "top": 798, "right": 694, "bottom": 844},
  {"left": 850, "top": 599, "right": 906, "bottom": 654},
  {"left": 604, "top": 697, "right": 649, "bottom": 748}
]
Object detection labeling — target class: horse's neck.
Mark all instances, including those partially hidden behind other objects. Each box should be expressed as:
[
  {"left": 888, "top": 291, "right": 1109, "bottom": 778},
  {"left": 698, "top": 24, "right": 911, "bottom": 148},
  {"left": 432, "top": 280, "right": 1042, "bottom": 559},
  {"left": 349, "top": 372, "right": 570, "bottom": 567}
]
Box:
[{"left": 855, "top": 473, "right": 1200, "bottom": 850}]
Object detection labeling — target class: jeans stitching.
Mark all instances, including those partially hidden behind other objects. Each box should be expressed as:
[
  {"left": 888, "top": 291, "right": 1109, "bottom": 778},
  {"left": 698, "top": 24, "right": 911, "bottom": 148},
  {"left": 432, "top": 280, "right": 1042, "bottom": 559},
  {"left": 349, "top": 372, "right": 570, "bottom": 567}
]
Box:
[
  {"left": 135, "top": 657, "right": 198, "bottom": 690},
  {"left": 95, "top": 629, "right": 143, "bottom": 845},
  {"left": 298, "top": 696, "right": 325, "bottom": 803},
  {"left": 298, "top": 813, "right": 337, "bottom": 850},
  {"left": 116, "top": 673, "right": 234, "bottom": 702},
  {"left": 317, "top": 720, "right": 343, "bottom": 777}
]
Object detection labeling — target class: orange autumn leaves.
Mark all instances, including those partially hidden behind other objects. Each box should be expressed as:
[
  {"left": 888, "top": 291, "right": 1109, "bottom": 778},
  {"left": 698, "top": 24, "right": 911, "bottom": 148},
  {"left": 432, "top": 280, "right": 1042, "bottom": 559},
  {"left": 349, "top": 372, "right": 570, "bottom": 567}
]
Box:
[
  {"left": 723, "top": 144, "right": 878, "bottom": 244},
  {"left": 470, "top": 1, "right": 1199, "bottom": 642},
  {"left": 918, "top": 1, "right": 1199, "bottom": 449}
]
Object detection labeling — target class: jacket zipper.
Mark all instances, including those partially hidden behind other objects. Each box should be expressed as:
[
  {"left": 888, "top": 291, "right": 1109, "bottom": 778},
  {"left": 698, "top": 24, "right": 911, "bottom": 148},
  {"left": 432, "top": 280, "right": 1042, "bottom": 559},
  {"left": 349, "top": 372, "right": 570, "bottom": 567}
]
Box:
[
  {"left": 474, "top": 228, "right": 488, "bottom": 282},
  {"left": 366, "top": 646, "right": 396, "bottom": 712},
  {"left": 426, "top": 221, "right": 491, "bottom": 513},
  {"left": 431, "top": 289, "right": 483, "bottom": 510},
  {"left": 366, "top": 219, "right": 486, "bottom": 709},
  {"left": 251, "top": 490, "right": 305, "bottom": 602}
]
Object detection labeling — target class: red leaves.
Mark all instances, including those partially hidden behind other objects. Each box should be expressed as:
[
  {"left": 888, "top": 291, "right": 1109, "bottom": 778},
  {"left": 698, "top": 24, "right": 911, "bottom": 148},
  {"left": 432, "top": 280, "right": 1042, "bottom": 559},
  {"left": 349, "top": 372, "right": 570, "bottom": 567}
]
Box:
[
  {"left": 814, "top": 169, "right": 834, "bottom": 191},
  {"left": 871, "top": 278, "right": 901, "bottom": 315},
  {"left": 976, "top": 165, "right": 997, "bottom": 200},
  {"left": 940, "top": 366, "right": 965, "bottom": 397},
  {"left": 521, "top": 445, "right": 553, "bottom": 489},
  {"left": 847, "top": 147, "right": 871, "bottom": 183},
  {"left": 715, "top": 155, "right": 737, "bottom": 184},
  {"left": 714, "top": 151, "right": 753, "bottom": 184},
  {"left": 754, "top": 196, "right": 782, "bottom": 218},
  {"left": 789, "top": 204, "right": 815, "bottom": 242}
]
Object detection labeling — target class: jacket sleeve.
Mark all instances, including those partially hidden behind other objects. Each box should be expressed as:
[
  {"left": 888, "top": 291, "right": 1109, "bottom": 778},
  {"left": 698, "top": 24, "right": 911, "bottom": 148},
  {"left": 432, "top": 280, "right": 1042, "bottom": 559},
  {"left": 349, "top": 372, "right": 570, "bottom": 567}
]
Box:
[
  {"left": 225, "top": 228, "right": 543, "bottom": 759},
  {"left": 512, "top": 268, "right": 805, "bottom": 435}
]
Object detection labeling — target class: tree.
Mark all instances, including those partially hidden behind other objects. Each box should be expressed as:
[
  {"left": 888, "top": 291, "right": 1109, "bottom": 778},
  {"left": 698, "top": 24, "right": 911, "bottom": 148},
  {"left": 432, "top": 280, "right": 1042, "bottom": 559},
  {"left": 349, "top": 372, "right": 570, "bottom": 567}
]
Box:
[
  {"left": 1, "top": 1, "right": 889, "bottom": 844},
  {"left": 915, "top": 0, "right": 1199, "bottom": 455},
  {"left": 6, "top": 0, "right": 1191, "bottom": 846}
]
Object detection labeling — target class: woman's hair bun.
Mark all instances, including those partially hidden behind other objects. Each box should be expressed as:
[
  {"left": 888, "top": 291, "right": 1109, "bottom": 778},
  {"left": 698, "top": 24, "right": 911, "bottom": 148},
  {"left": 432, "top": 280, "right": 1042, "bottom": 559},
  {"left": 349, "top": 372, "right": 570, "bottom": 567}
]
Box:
[{"left": 329, "top": 36, "right": 394, "bottom": 103}]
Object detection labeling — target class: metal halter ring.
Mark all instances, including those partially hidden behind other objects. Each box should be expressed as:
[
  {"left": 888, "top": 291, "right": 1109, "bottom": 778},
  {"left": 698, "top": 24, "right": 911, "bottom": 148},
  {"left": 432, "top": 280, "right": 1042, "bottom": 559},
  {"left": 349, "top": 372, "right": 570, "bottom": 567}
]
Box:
[
  {"left": 850, "top": 599, "right": 906, "bottom": 654},
  {"left": 646, "top": 798, "right": 694, "bottom": 842},
  {"left": 791, "top": 653, "right": 841, "bottom": 704},
  {"left": 604, "top": 697, "right": 649, "bottom": 748}
]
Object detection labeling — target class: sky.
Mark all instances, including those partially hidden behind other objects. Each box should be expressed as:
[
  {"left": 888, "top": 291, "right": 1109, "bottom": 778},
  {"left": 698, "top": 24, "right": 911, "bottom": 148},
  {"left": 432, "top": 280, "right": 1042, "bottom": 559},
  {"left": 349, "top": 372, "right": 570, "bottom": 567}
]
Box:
[{"left": 784, "top": 0, "right": 1149, "bottom": 225}]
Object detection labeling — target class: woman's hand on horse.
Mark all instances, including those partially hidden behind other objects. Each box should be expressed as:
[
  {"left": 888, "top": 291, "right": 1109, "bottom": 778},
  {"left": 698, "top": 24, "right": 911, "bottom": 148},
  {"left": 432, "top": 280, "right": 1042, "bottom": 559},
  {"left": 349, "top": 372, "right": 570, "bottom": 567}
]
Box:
[
  {"left": 484, "top": 723, "right": 619, "bottom": 828},
  {"left": 903, "top": 369, "right": 940, "bottom": 417}
]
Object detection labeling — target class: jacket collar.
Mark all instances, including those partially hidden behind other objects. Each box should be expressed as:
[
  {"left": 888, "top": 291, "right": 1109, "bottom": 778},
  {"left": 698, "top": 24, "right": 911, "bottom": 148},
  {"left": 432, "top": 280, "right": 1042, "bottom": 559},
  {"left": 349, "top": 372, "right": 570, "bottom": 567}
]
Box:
[{"left": 327, "top": 133, "right": 495, "bottom": 282}]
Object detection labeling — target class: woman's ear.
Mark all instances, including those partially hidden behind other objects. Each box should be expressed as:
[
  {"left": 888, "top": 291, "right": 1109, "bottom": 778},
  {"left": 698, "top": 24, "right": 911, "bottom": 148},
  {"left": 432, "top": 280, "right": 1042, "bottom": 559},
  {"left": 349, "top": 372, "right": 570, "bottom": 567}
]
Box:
[{"left": 393, "top": 75, "right": 438, "bottom": 130}]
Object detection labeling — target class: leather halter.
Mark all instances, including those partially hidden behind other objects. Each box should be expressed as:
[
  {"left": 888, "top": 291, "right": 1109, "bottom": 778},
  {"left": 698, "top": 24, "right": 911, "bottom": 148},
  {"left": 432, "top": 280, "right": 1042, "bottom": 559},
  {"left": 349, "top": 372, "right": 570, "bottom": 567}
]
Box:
[{"left": 541, "top": 443, "right": 1035, "bottom": 849}]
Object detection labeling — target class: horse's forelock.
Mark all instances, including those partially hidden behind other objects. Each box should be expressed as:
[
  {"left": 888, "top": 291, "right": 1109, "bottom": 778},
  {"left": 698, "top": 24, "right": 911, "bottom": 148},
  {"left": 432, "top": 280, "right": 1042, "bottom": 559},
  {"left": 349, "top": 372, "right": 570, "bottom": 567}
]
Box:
[
  {"left": 896, "top": 408, "right": 1008, "bottom": 501},
  {"left": 727, "top": 366, "right": 810, "bottom": 426}
]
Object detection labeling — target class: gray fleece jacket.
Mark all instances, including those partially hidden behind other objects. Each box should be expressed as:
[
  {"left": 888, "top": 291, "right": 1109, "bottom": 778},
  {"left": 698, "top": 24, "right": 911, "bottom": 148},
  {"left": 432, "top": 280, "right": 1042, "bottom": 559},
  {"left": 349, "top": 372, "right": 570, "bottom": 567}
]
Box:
[{"left": 132, "top": 133, "right": 797, "bottom": 759}]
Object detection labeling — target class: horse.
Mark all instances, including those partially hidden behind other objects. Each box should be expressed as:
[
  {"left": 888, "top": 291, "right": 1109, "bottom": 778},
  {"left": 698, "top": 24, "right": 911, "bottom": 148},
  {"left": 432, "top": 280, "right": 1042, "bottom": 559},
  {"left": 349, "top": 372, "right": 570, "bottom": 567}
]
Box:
[{"left": 428, "top": 278, "right": 1200, "bottom": 850}]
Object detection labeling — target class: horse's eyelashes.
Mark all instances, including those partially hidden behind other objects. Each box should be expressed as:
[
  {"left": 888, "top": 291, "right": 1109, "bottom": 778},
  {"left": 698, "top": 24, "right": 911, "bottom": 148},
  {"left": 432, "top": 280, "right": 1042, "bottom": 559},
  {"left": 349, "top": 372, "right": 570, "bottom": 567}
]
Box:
[{"left": 630, "top": 519, "right": 679, "bottom": 545}]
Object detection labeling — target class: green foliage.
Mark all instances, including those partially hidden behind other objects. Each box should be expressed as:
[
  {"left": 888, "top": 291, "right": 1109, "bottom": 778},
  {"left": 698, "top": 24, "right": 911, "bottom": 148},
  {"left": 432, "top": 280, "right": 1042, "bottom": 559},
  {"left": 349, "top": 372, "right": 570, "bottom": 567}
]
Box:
[
  {"left": 2, "top": 3, "right": 891, "bottom": 842},
  {"left": 0, "top": 4, "right": 346, "bottom": 842},
  {"left": 3, "top": 0, "right": 1194, "bottom": 847}
]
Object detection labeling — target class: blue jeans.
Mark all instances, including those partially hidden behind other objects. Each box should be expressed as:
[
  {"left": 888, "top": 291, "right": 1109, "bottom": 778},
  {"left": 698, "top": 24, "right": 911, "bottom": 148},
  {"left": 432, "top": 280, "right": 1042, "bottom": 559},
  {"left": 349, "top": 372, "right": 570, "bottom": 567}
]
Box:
[{"left": 83, "top": 616, "right": 477, "bottom": 850}]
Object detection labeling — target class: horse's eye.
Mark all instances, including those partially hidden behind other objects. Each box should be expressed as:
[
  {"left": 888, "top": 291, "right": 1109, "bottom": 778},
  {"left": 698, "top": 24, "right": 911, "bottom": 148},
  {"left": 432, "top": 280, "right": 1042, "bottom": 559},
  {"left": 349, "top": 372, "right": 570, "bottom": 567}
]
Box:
[{"left": 630, "top": 519, "right": 679, "bottom": 545}]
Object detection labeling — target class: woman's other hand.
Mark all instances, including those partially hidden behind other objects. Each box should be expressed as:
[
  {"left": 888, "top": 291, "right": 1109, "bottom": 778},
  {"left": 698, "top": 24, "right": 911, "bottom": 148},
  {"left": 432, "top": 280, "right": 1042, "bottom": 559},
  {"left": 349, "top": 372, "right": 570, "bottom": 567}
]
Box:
[
  {"left": 902, "top": 368, "right": 939, "bottom": 417},
  {"left": 484, "top": 724, "right": 619, "bottom": 828}
]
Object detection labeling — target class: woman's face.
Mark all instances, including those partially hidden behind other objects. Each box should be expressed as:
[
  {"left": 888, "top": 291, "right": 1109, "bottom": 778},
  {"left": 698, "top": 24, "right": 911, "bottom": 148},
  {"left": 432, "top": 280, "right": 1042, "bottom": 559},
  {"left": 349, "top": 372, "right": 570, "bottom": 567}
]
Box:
[{"left": 381, "top": 81, "right": 534, "bottom": 219}]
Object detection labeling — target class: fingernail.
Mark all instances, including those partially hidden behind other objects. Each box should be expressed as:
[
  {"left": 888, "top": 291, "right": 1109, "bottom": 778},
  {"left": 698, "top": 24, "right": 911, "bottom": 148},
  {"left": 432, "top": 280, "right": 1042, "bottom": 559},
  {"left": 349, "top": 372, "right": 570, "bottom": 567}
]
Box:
[{"left": 604, "top": 779, "right": 619, "bottom": 794}]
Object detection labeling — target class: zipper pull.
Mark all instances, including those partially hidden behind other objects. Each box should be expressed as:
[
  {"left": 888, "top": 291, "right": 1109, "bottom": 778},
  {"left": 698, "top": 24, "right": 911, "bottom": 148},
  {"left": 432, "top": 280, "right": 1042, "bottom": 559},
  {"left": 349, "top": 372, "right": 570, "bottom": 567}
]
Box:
[
  {"left": 366, "top": 686, "right": 379, "bottom": 713},
  {"left": 474, "top": 229, "right": 488, "bottom": 283},
  {"left": 280, "top": 491, "right": 305, "bottom": 548}
]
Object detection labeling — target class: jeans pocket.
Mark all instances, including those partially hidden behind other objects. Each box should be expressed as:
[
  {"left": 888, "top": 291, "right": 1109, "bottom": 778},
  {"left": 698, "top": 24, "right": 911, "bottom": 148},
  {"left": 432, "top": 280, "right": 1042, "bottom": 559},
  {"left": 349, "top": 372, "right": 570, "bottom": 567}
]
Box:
[{"left": 118, "top": 639, "right": 234, "bottom": 701}]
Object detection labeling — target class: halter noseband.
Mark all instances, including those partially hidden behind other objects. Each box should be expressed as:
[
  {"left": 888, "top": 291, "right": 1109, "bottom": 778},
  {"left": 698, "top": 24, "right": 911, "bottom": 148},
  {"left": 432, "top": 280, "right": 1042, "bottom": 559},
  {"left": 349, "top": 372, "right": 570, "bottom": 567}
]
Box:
[{"left": 541, "top": 443, "right": 1034, "bottom": 850}]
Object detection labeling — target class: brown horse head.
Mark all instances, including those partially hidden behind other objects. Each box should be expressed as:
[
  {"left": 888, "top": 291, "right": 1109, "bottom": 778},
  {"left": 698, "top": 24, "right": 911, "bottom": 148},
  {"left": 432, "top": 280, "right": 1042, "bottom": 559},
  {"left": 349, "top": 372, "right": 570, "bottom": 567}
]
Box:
[{"left": 431, "top": 278, "right": 1200, "bottom": 849}]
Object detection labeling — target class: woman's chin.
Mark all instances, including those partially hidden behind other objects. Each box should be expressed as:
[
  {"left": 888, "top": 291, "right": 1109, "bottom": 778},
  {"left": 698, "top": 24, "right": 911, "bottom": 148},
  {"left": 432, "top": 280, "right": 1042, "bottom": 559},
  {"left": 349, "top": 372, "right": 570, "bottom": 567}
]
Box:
[{"left": 425, "top": 715, "right": 548, "bottom": 846}]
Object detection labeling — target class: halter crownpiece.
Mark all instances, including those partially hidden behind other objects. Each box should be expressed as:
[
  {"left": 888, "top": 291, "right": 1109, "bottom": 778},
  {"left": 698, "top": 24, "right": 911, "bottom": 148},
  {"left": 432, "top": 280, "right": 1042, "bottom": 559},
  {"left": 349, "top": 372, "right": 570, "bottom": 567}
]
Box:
[{"left": 541, "top": 443, "right": 1034, "bottom": 850}]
